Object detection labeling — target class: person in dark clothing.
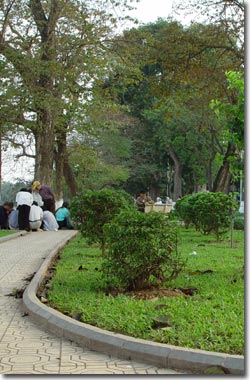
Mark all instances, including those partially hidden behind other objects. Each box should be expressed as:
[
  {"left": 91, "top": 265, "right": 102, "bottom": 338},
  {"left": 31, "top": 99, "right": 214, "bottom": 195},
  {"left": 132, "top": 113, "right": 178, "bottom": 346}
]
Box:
[
  {"left": 32, "top": 181, "right": 56, "bottom": 215},
  {"left": 16, "top": 188, "right": 33, "bottom": 231},
  {"left": 0, "top": 202, "right": 13, "bottom": 229},
  {"left": 136, "top": 191, "right": 154, "bottom": 212}
]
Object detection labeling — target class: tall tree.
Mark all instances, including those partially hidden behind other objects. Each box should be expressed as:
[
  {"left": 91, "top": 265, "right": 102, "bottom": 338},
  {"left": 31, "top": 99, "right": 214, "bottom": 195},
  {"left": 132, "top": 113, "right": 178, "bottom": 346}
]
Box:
[
  {"left": 0, "top": 0, "right": 135, "bottom": 196},
  {"left": 210, "top": 71, "right": 244, "bottom": 192},
  {"left": 104, "top": 19, "right": 242, "bottom": 199},
  {"left": 173, "top": 0, "right": 244, "bottom": 63}
]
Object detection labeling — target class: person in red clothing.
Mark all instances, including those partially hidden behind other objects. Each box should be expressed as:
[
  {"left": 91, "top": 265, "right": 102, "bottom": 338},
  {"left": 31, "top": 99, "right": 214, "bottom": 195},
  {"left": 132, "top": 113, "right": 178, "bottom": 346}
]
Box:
[{"left": 32, "top": 181, "right": 56, "bottom": 215}]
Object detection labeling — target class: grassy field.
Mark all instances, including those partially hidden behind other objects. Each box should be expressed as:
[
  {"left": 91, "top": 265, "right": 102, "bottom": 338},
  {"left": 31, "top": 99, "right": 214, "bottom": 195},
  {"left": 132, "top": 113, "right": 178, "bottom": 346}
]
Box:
[
  {"left": 47, "top": 225, "right": 244, "bottom": 355},
  {"left": 0, "top": 230, "right": 16, "bottom": 237}
]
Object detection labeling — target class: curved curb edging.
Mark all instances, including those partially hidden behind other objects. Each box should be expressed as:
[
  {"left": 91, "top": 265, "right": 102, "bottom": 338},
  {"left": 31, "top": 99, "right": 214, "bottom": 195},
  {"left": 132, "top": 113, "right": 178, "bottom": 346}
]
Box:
[
  {"left": 0, "top": 230, "right": 28, "bottom": 243},
  {"left": 22, "top": 232, "right": 244, "bottom": 375}
]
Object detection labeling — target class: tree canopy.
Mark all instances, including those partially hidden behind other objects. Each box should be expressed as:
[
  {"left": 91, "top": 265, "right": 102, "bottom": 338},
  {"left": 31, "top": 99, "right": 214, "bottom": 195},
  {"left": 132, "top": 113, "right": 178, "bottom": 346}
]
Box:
[
  {"left": 97, "top": 18, "right": 243, "bottom": 199},
  {"left": 0, "top": 0, "right": 136, "bottom": 195},
  {"left": 0, "top": 1, "right": 244, "bottom": 201}
]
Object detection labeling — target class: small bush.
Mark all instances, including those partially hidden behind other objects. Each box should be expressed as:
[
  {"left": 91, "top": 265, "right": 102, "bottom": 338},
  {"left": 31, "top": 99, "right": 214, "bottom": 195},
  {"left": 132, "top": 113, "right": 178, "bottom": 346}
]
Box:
[
  {"left": 175, "top": 192, "right": 237, "bottom": 240},
  {"left": 70, "top": 189, "right": 135, "bottom": 254},
  {"left": 234, "top": 218, "right": 244, "bottom": 230},
  {"left": 175, "top": 194, "right": 197, "bottom": 228},
  {"left": 103, "top": 210, "right": 185, "bottom": 291}
]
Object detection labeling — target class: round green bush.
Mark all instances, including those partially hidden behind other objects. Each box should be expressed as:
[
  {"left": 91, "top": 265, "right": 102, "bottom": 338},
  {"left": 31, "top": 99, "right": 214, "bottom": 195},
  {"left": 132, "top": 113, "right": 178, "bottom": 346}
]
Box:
[
  {"left": 175, "top": 192, "right": 237, "bottom": 240},
  {"left": 103, "top": 210, "right": 185, "bottom": 291},
  {"left": 234, "top": 218, "right": 244, "bottom": 230},
  {"left": 70, "top": 189, "right": 135, "bottom": 253}
]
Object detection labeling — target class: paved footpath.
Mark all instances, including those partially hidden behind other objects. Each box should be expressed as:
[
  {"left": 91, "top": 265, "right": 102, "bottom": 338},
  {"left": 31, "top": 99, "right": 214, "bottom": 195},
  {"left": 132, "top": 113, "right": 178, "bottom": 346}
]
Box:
[{"left": 0, "top": 231, "right": 181, "bottom": 375}]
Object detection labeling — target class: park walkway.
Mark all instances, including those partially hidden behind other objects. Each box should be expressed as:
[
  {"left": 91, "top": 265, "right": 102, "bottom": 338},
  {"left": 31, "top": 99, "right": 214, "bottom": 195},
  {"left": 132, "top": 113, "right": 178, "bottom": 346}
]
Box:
[{"left": 0, "top": 230, "right": 180, "bottom": 375}]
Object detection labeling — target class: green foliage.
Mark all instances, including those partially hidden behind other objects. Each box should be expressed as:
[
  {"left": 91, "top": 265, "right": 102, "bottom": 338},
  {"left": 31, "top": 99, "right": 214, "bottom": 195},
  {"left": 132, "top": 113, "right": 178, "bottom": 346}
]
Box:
[
  {"left": 1, "top": 181, "right": 31, "bottom": 203},
  {"left": 68, "top": 128, "right": 131, "bottom": 192},
  {"left": 70, "top": 189, "right": 135, "bottom": 253},
  {"left": 210, "top": 71, "right": 244, "bottom": 152},
  {"left": 106, "top": 20, "right": 242, "bottom": 198},
  {"left": 233, "top": 213, "right": 244, "bottom": 230},
  {"left": 103, "top": 210, "right": 185, "bottom": 290},
  {"left": 0, "top": 0, "right": 136, "bottom": 188},
  {"left": 48, "top": 228, "right": 244, "bottom": 355},
  {"left": 174, "top": 194, "right": 196, "bottom": 228},
  {"left": 175, "top": 192, "right": 238, "bottom": 240}
]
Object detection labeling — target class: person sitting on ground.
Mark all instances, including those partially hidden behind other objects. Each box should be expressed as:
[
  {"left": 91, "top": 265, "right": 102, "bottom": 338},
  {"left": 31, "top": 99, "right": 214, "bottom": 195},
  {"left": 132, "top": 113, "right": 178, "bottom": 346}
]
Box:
[
  {"left": 136, "top": 191, "right": 154, "bottom": 212},
  {"left": 55, "top": 201, "right": 74, "bottom": 229},
  {"left": 42, "top": 210, "right": 59, "bottom": 231},
  {"left": 29, "top": 201, "right": 43, "bottom": 231},
  {"left": 0, "top": 202, "right": 13, "bottom": 229},
  {"left": 8, "top": 207, "right": 19, "bottom": 230},
  {"left": 16, "top": 188, "right": 33, "bottom": 231},
  {"left": 32, "top": 181, "right": 56, "bottom": 215}
]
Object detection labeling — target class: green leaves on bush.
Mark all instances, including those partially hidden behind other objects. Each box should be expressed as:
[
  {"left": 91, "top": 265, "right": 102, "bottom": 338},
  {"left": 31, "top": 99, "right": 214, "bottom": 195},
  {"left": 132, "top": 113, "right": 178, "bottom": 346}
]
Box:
[
  {"left": 234, "top": 218, "right": 244, "bottom": 230},
  {"left": 103, "top": 210, "right": 185, "bottom": 291},
  {"left": 70, "top": 189, "right": 135, "bottom": 254},
  {"left": 175, "top": 192, "right": 238, "bottom": 240}
]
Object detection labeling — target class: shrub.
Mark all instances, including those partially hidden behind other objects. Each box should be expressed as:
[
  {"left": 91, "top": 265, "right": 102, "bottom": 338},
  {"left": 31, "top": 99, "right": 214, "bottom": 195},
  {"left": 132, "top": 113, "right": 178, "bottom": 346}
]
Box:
[
  {"left": 103, "top": 210, "right": 185, "bottom": 291},
  {"left": 70, "top": 189, "right": 135, "bottom": 254},
  {"left": 234, "top": 217, "right": 244, "bottom": 230},
  {"left": 176, "top": 192, "right": 237, "bottom": 240},
  {"left": 193, "top": 192, "right": 237, "bottom": 240},
  {"left": 175, "top": 194, "right": 197, "bottom": 228}
]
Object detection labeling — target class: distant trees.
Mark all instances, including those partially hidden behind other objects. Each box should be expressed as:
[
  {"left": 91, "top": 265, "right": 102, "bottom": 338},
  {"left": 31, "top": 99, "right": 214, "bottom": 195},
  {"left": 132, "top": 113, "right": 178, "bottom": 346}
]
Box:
[
  {"left": 0, "top": 1, "right": 244, "bottom": 200},
  {"left": 211, "top": 71, "right": 244, "bottom": 193},
  {"left": 100, "top": 19, "right": 243, "bottom": 199}
]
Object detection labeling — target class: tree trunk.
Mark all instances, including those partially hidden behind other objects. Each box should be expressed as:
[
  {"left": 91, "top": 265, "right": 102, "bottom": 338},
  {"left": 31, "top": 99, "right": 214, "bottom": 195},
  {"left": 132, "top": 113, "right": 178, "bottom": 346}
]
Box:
[
  {"left": 63, "top": 160, "right": 78, "bottom": 198},
  {"left": 55, "top": 131, "right": 67, "bottom": 201},
  {"left": 212, "top": 142, "right": 236, "bottom": 193},
  {"left": 206, "top": 158, "right": 214, "bottom": 191},
  {"left": 30, "top": 0, "right": 58, "bottom": 187},
  {"left": 34, "top": 109, "right": 55, "bottom": 186},
  {"left": 169, "top": 145, "right": 183, "bottom": 201}
]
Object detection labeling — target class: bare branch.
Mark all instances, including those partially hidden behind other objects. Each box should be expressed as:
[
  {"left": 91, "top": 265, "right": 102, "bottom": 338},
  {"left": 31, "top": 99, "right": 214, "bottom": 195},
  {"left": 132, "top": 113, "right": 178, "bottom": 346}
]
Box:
[
  {"left": 0, "top": 0, "right": 16, "bottom": 47},
  {"left": 5, "top": 137, "right": 35, "bottom": 159}
]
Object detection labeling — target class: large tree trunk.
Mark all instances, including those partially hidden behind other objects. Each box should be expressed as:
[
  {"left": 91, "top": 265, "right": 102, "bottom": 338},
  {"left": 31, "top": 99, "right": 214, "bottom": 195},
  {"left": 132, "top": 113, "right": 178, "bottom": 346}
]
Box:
[
  {"left": 30, "top": 0, "right": 59, "bottom": 187},
  {"left": 212, "top": 142, "right": 236, "bottom": 193},
  {"left": 54, "top": 130, "right": 67, "bottom": 201},
  {"left": 34, "top": 109, "right": 55, "bottom": 186},
  {"left": 169, "top": 145, "right": 183, "bottom": 201},
  {"left": 55, "top": 129, "right": 78, "bottom": 199},
  {"left": 63, "top": 160, "right": 78, "bottom": 197}
]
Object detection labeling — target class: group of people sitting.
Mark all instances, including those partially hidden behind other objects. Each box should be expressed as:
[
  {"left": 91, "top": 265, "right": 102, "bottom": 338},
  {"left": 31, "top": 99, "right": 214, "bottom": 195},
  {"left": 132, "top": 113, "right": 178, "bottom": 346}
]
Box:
[
  {"left": 135, "top": 191, "right": 173, "bottom": 212},
  {"left": 0, "top": 180, "right": 73, "bottom": 232}
]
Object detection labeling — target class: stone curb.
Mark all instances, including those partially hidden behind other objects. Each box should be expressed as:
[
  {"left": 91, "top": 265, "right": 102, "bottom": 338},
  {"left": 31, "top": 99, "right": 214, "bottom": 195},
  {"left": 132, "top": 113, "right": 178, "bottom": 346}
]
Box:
[
  {"left": 0, "top": 230, "right": 28, "bottom": 244},
  {"left": 22, "top": 232, "right": 244, "bottom": 375}
]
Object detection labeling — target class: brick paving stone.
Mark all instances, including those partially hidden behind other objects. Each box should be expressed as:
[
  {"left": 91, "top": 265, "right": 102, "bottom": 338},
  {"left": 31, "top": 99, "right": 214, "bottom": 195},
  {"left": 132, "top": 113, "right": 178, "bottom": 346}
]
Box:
[{"left": 0, "top": 231, "right": 182, "bottom": 375}]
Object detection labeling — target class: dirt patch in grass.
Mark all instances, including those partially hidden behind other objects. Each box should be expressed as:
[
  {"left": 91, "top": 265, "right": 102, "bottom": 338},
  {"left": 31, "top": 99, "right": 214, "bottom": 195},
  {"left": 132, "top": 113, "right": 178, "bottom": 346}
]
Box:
[{"left": 107, "top": 286, "right": 198, "bottom": 300}]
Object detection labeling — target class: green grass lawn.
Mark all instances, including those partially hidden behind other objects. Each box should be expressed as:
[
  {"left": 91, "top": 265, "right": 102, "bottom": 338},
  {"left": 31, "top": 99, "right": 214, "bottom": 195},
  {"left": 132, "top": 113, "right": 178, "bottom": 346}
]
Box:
[
  {"left": 47, "top": 226, "right": 244, "bottom": 355},
  {"left": 0, "top": 230, "right": 16, "bottom": 237}
]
